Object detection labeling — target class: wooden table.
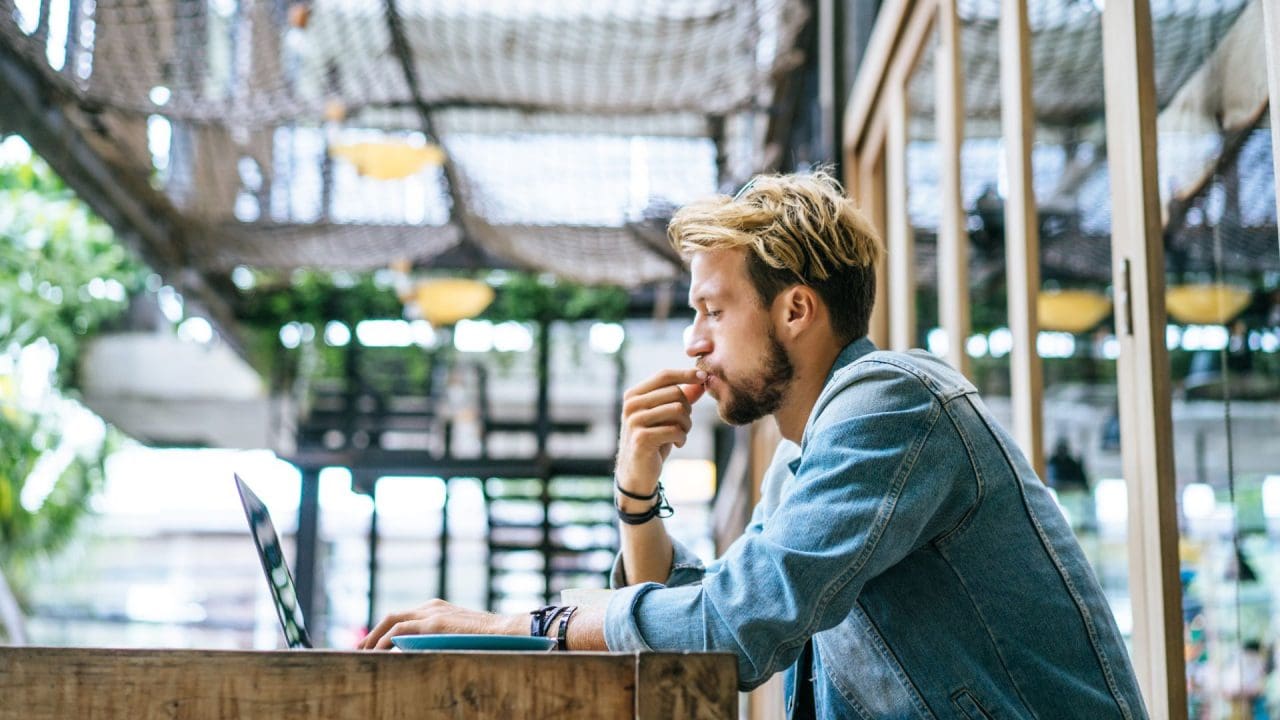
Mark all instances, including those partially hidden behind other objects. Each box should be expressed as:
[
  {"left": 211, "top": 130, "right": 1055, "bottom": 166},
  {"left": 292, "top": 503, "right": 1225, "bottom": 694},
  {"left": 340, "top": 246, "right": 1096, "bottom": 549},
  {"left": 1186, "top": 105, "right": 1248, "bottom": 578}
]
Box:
[{"left": 0, "top": 647, "right": 737, "bottom": 719}]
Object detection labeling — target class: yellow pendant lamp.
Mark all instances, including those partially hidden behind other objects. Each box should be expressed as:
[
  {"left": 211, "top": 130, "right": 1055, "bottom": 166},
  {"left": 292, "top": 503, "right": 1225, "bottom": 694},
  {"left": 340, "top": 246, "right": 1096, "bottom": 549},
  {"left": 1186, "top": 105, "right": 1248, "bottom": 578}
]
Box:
[
  {"left": 330, "top": 141, "right": 446, "bottom": 180},
  {"left": 1165, "top": 282, "right": 1251, "bottom": 325},
  {"left": 1037, "top": 289, "right": 1113, "bottom": 334},
  {"left": 411, "top": 278, "right": 494, "bottom": 327}
]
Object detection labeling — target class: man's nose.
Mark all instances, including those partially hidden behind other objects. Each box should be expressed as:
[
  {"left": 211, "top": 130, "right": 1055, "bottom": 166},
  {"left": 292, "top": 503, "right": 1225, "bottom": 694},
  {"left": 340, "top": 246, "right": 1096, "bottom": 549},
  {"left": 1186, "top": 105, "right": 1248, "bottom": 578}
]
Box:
[{"left": 684, "top": 324, "right": 711, "bottom": 358}]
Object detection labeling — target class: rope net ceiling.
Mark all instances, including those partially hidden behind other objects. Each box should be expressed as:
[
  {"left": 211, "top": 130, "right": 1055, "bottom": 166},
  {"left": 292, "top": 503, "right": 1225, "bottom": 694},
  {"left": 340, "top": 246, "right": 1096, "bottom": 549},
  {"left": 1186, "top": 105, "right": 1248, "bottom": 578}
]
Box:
[
  {"left": 903, "top": 0, "right": 1276, "bottom": 288},
  {"left": 1, "top": 0, "right": 808, "bottom": 286}
]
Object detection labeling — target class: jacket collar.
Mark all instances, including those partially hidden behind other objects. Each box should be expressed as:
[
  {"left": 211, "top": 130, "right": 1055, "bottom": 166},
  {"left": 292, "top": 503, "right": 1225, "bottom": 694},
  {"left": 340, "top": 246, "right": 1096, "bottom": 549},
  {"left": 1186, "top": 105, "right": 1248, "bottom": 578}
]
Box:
[{"left": 825, "top": 336, "right": 878, "bottom": 386}]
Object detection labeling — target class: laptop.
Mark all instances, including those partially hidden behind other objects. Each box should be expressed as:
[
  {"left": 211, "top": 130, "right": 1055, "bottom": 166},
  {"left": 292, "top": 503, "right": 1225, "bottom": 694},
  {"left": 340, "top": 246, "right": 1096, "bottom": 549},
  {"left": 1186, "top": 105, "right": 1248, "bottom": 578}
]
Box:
[{"left": 234, "top": 473, "right": 313, "bottom": 649}]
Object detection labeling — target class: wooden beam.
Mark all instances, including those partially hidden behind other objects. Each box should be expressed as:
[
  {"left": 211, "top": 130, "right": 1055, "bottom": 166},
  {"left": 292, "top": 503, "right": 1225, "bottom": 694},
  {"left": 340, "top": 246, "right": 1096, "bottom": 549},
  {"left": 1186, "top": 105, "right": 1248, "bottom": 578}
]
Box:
[
  {"left": 897, "top": 3, "right": 941, "bottom": 85},
  {"left": 843, "top": 0, "right": 934, "bottom": 374},
  {"left": 854, "top": 137, "right": 890, "bottom": 349},
  {"left": 844, "top": 0, "right": 915, "bottom": 152},
  {"left": 383, "top": 0, "right": 485, "bottom": 267},
  {"left": 0, "top": 43, "right": 246, "bottom": 358},
  {"left": 935, "top": 0, "right": 969, "bottom": 376},
  {"left": 744, "top": 419, "right": 785, "bottom": 720},
  {"left": 1101, "top": 1, "right": 1187, "bottom": 717},
  {"left": 885, "top": 82, "right": 915, "bottom": 351},
  {"left": 879, "top": 6, "right": 937, "bottom": 353},
  {"left": 1000, "top": 0, "right": 1046, "bottom": 478},
  {"left": 1264, "top": 0, "right": 1280, "bottom": 257}
]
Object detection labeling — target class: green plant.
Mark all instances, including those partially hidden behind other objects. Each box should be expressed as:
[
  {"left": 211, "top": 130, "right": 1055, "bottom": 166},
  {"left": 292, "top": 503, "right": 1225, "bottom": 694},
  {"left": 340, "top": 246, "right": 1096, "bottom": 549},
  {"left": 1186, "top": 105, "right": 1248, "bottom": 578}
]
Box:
[
  {"left": 482, "top": 273, "right": 628, "bottom": 325},
  {"left": 0, "top": 144, "right": 141, "bottom": 611},
  {"left": 0, "top": 157, "right": 146, "bottom": 388},
  {"left": 233, "top": 269, "right": 630, "bottom": 386},
  {"left": 0, "top": 388, "right": 116, "bottom": 599}
]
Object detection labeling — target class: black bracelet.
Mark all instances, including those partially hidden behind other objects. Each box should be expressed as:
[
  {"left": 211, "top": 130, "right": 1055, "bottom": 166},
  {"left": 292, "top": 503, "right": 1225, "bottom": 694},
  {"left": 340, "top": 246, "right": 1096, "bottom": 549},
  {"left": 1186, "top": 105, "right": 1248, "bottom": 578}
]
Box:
[
  {"left": 530, "top": 605, "right": 567, "bottom": 638},
  {"left": 615, "top": 482, "right": 673, "bottom": 525},
  {"left": 615, "top": 480, "right": 659, "bottom": 502},
  {"left": 556, "top": 606, "right": 579, "bottom": 651}
]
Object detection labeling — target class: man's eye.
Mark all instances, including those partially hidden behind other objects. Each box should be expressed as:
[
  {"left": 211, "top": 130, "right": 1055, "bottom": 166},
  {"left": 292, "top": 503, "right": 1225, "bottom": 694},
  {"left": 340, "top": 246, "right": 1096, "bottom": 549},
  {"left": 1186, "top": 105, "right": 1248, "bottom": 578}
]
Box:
[{"left": 707, "top": 310, "right": 723, "bottom": 319}]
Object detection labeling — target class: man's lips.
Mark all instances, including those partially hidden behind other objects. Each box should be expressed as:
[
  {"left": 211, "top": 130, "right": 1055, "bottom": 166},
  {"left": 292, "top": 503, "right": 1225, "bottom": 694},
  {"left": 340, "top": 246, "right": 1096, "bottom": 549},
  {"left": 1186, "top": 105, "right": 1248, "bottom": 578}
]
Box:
[{"left": 703, "top": 373, "right": 721, "bottom": 396}]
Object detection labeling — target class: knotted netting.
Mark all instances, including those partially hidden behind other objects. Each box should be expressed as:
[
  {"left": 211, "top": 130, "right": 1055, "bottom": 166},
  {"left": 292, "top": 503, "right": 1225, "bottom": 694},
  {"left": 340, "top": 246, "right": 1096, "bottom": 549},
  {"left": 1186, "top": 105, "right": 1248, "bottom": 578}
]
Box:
[{"left": 0, "top": 0, "right": 808, "bottom": 286}]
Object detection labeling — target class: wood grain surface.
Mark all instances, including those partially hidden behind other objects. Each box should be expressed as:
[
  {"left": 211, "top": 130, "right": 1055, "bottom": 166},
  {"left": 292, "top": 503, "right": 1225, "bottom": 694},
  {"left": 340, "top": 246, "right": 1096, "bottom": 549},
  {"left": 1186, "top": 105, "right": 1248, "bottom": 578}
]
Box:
[{"left": 0, "top": 648, "right": 736, "bottom": 719}]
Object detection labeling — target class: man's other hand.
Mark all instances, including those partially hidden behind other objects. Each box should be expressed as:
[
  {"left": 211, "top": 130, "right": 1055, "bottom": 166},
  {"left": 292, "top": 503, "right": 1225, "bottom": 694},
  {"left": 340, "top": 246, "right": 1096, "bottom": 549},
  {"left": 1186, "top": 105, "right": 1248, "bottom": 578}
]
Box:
[
  {"left": 615, "top": 368, "right": 706, "bottom": 499},
  {"left": 358, "top": 599, "right": 523, "bottom": 650}
]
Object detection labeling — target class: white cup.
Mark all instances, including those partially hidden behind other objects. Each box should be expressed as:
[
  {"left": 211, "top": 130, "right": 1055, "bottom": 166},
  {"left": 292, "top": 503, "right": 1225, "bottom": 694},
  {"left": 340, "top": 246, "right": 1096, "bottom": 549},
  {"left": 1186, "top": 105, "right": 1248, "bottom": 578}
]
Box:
[{"left": 560, "top": 587, "right": 616, "bottom": 609}]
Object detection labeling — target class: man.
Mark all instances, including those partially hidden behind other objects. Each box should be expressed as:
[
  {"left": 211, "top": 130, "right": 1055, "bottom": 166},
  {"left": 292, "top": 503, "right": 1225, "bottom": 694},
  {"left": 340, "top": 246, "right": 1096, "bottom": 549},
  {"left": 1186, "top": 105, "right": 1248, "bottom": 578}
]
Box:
[{"left": 361, "top": 171, "right": 1148, "bottom": 719}]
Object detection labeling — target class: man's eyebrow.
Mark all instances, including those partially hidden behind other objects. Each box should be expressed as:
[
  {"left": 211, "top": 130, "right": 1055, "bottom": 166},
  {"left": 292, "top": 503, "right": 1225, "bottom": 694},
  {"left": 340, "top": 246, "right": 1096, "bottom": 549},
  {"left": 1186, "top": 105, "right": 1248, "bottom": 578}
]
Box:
[{"left": 689, "top": 292, "right": 718, "bottom": 308}]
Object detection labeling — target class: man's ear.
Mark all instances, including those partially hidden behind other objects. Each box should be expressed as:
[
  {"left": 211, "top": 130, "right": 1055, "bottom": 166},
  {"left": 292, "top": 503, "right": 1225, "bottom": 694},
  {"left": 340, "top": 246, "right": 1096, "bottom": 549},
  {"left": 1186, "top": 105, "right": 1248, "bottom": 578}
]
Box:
[{"left": 774, "top": 285, "right": 821, "bottom": 339}]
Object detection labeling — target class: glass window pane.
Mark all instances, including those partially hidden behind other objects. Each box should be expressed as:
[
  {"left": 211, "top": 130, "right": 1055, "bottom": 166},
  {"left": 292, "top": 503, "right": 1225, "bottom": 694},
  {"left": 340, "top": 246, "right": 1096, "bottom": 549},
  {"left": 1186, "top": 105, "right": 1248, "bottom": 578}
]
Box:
[{"left": 1152, "top": 0, "right": 1279, "bottom": 715}]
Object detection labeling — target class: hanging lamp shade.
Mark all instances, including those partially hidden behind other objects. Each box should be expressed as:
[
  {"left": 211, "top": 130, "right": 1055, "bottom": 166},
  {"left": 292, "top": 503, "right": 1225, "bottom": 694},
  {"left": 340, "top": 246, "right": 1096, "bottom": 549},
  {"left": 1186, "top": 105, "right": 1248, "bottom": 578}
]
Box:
[
  {"left": 413, "top": 279, "right": 494, "bottom": 326},
  {"left": 1037, "top": 289, "right": 1113, "bottom": 334},
  {"left": 1166, "top": 283, "right": 1251, "bottom": 325},
  {"left": 329, "top": 141, "right": 446, "bottom": 180}
]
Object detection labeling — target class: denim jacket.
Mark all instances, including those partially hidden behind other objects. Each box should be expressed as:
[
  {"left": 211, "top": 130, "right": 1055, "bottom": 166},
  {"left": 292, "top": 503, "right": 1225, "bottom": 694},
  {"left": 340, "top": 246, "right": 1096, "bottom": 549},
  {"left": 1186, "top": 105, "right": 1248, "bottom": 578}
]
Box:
[{"left": 605, "top": 338, "right": 1148, "bottom": 719}]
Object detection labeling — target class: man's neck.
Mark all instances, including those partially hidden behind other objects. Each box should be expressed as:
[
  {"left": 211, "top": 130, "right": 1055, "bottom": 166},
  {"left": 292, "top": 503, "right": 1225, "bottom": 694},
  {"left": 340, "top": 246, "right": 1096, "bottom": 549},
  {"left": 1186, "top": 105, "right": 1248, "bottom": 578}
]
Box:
[{"left": 773, "top": 344, "right": 842, "bottom": 443}]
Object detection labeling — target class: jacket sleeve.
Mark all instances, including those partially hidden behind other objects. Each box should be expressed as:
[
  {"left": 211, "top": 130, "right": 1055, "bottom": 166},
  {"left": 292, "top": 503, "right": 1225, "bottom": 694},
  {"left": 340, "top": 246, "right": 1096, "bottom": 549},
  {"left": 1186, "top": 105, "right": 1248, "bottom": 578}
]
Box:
[{"left": 603, "top": 364, "right": 965, "bottom": 690}]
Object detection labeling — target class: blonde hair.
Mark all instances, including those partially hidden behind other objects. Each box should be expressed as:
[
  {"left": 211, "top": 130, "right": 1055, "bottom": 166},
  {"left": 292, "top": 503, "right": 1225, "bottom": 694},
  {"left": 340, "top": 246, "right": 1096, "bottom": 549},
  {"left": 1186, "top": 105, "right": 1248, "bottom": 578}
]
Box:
[{"left": 668, "top": 170, "right": 883, "bottom": 342}]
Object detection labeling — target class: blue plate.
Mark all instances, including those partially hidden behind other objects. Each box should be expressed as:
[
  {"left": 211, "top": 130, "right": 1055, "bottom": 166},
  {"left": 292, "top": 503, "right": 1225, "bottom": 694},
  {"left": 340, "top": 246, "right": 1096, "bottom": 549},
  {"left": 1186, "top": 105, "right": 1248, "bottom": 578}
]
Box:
[{"left": 391, "top": 634, "right": 557, "bottom": 652}]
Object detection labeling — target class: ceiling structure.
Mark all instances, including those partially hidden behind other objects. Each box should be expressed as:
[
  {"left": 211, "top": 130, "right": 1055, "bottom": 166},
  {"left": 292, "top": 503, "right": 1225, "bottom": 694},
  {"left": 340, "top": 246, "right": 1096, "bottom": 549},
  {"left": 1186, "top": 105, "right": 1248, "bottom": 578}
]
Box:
[
  {"left": 903, "top": 0, "right": 1277, "bottom": 289},
  {"left": 5, "top": 0, "right": 1272, "bottom": 315},
  {"left": 0, "top": 0, "right": 810, "bottom": 334}
]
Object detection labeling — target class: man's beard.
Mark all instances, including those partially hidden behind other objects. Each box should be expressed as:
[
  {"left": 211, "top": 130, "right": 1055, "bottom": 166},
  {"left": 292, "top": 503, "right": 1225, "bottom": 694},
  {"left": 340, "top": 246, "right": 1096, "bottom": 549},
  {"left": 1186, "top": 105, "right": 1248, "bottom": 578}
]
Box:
[{"left": 714, "top": 329, "right": 796, "bottom": 426}]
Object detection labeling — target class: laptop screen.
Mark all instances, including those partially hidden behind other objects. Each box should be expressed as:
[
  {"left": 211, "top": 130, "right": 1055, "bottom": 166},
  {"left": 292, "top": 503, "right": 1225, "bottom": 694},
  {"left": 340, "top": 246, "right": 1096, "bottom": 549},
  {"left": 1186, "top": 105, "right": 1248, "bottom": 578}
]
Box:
[{"left": 234, "top": 474, "right": 313, "bottom": 649}]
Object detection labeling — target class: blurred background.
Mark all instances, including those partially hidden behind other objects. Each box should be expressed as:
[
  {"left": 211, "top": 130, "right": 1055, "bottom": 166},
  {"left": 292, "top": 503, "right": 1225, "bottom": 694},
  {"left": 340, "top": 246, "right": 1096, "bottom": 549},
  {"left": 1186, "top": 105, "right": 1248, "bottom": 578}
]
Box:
[{"left": 0, "top": 0, "right": 1277, "bottom": 718}]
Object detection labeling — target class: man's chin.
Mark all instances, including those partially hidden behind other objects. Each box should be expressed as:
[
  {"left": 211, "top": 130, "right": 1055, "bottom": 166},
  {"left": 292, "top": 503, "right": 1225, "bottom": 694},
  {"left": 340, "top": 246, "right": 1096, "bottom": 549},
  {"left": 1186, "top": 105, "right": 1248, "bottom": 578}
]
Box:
[
  {"left": 717, "top": 411, "right": 754, "bottom": 427},
  {"left": 708, "top": 394, "right": 745, "bottom": 426},
  {"left": 716, "top": 399, "right": 769, "bottom": 426}
]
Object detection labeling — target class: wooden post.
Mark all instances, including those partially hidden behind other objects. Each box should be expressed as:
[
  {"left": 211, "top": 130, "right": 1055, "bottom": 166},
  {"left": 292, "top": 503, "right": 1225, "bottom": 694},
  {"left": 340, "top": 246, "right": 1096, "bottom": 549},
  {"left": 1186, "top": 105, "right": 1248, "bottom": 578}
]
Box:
[
  {"left": 857, "top": 139, "right": 890, "bottom": 350},
  {"left": 636, "top": 653, "right": 740, "bottom": 720},
  {"left": 999, "top": 0, "right": 1046, "bottom": 479},
  {"left": 935, "top": 0, "right": 969, "bottom": 377},
  {"left": 886, "top": 82, "right": 915, "bottom": 351},
  {"left": 1263, "top": 0, "right": 1280, "bottom": 256},
  {"left": 1101, "top": 0, "right": 1187, "bottom": 717},
  {"left": 744, "top": 420, "right": 786, "bottom": 720},
  {"left": 843, "top": 0, "right": 914, "bottom": 159}
]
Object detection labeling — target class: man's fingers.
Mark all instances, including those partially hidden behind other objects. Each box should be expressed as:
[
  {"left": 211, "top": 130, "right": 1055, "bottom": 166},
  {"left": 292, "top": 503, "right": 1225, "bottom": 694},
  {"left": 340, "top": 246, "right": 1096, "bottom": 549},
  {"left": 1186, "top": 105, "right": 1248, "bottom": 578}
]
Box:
[
  {"left": 630, "top": 402, "right": 693, "bottom": 433},
  {"left": 624, "top": 385, "right": 691, "bottom": 417},
  {"left": 624, "top": 368, "right": 706, "bottom": 399},
  {"left": 375, "top": 622, "right": 413, "bottom": 650},
  {"left": 360, "top": 613, "right": 402, "bottom": 649},
  {"left": 680, "top": 382, "right": 706, "bottom": 404},
  {"left": 635, "top": 426, "right": 688, "bottom": 450}
]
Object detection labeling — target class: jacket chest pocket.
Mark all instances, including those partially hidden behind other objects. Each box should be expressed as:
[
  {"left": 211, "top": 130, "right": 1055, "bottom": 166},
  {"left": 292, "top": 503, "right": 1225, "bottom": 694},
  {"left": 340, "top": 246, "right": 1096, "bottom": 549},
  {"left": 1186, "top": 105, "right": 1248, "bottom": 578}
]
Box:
[{"left": 950, "top": 689, "right": 995, "bottom": 720}]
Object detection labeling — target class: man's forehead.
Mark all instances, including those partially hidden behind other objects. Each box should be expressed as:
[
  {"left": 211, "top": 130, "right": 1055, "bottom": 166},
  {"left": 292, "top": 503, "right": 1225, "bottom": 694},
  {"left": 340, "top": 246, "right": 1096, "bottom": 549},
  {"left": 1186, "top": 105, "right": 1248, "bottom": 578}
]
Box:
[
  {"left": 687, "top": 280, "right": 721, "bottom": 307},
  {"left": 688, "top": 250, "right": 745, "bottom": 299}
]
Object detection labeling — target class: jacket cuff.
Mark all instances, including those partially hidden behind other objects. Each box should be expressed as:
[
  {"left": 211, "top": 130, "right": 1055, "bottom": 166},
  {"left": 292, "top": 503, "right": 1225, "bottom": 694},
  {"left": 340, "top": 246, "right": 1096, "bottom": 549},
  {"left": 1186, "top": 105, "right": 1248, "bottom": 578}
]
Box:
[
  {"left": 609, "top": 537, "right": 707, "bottom": 589},
  {"left": 605, "top": 582, "right": 707, "bottom": 653},
  {"left": 603, "top": 582, "right": 659, "bottom": 651}
]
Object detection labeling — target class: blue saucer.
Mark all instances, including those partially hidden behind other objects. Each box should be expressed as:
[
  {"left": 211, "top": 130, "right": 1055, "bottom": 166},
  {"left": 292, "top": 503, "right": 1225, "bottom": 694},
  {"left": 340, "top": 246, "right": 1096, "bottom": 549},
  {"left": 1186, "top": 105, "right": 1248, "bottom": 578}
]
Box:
[{"left": 391, "top": 634, "right": 557, "bottom": 652}]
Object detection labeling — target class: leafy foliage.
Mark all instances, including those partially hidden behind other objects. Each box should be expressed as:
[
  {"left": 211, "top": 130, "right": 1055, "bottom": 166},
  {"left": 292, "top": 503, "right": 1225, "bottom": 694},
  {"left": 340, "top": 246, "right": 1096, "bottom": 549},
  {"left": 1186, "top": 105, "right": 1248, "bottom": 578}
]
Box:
[
  {"left": 482, "top": 273, "right": 628, "bottom": 325},
  {"left": 0, "top": 146, "right": 139, "bottom": 603},
  {"left": 233, "top": 269, "right": 407, "bottom": 380},
  {"left": 0, "top": 154, "right": 147, "bottom": 388},
  {"left": 233, "top": 268, "right": 630, "bottom": 384},
  {"left": 0, "top": 388, "right": 115, "bottom": 593},
  {"left": 234, "top": 269, "right": 405, "bottom": 329}
]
